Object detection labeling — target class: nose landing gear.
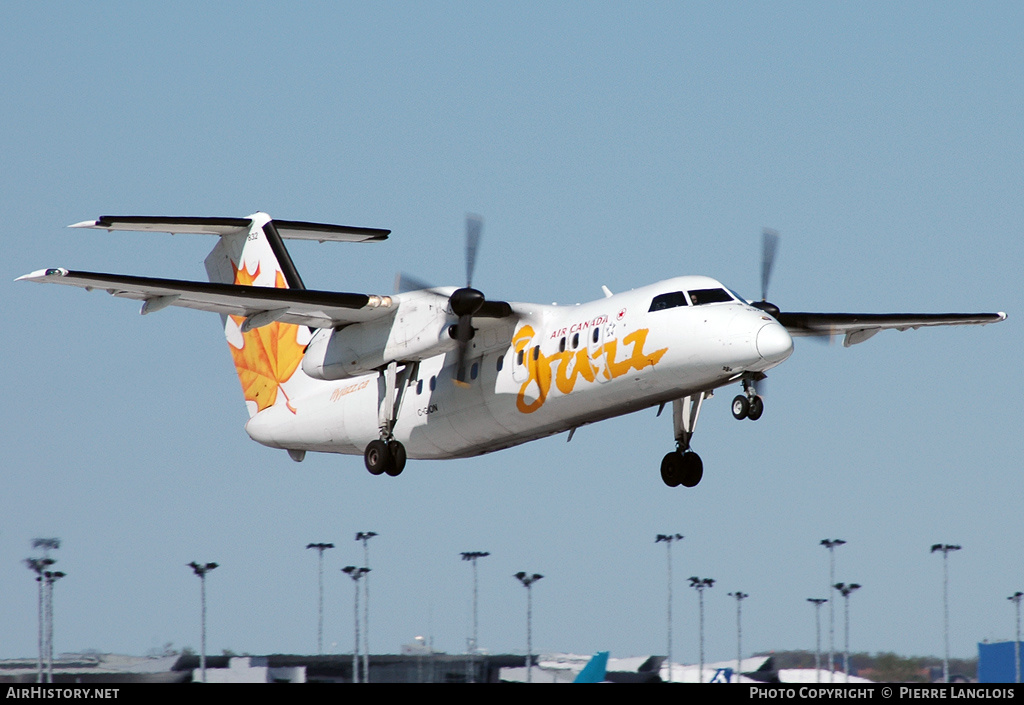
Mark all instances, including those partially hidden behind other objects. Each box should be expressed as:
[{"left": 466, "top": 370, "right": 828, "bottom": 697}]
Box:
[{"left": 732, "top": 375, "right": 765, "bottom": 421}]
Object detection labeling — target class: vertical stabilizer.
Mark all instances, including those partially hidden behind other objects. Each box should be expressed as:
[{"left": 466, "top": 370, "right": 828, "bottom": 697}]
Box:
[{"left": 204, "top": 212, "right": 319, "bottom": 418}]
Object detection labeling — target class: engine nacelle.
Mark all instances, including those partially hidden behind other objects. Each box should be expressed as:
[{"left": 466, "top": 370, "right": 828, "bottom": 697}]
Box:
[{"left": 302, "top": 312, "right": 457, "bottom": 381}]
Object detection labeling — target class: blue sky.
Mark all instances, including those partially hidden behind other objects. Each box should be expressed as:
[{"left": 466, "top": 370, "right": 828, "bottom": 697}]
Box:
[{"left": 2, "top": 2, "right": 1021, "bottom": 666}]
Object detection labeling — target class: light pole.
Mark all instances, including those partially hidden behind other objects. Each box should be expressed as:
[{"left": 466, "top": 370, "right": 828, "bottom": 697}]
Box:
[
  {"left": 931, "top": 543, "right": 961, "bottom": 683},
  {"left": 655, "top": 534, "right": 683, "bottom": 682},
  {"left": 29, "top": 538, "right": 60, "bottom": 683},
  {"left": 807, "top": 598, "right": 828, "bottom": 682},
  {"left": 355, "top": 531, "right": 376, "bottom": 683},
  {"left": 834, "top": 582, "right": 861, "bottom": 683},
  {"left": 689, "top": 577, "right": 715, "bottom": 683},
  {"left": 342, "top": 566, "right": 370, "bottom": 683},
  {"left": 306, "top": 543, "right": 334, "bottom": 655},
  {"left": 24, "top": 558, "right": 53, "bottom": 682},
  {"left": 514, "top": 572, "right": 543, "bottom": 683},
  {"left": 43, "top": 571, "right": 65, "bottom": 683},
  {"left": 461, "top": 551, "right": 490, "bottom": 683},
  {"left": 820, "top": 538, "right": 845, "bottom": 681},
  {"left": 728, "top": 591, "right": 749, "bottom": 683},
  {"left": 187, "top": 561, "right": 218, "bottom": 683},
  {"left": 1008, "top": 591, "right": 1022, "bottom": 684}
]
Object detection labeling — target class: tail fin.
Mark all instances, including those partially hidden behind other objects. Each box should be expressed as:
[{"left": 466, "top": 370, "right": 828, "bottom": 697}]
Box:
[
  {"left": 573, "top": 651, "right": 609, "bottom": 683},
  {"left": 204, "top": 212, "right": 318, "bottom": 418}
]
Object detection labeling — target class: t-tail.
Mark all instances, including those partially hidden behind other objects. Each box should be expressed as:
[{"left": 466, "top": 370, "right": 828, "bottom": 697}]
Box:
[{"left": 204, "top": 212, "right": 319, "bottom": 418}]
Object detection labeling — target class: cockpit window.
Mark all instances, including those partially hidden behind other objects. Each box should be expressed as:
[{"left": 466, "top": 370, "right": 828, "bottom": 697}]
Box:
[
  {"left": 649, "top": 291, "right": 689, "bottom": 312},
  {"left": 688, "top": 288, "right": 734, "bottom": 305}
]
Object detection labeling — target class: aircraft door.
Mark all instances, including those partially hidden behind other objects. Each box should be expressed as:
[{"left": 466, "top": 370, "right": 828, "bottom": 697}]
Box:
[{"left": 512, "top": 332, "right": 534, "bottom": 384}]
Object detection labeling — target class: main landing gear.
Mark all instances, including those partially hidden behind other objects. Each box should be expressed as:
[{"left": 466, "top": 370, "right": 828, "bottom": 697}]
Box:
[
  {"left": 732, "top": 375, "right": 765, "bottom": 421},
  {"left": 365, "top": 360, "right": 415, "bottom": 478},
  {"left": 660, "top": 391, "right": 711, "bottom": 488},
  {"left": 364, "top": 438, "right": 407, "bottom": 477}
]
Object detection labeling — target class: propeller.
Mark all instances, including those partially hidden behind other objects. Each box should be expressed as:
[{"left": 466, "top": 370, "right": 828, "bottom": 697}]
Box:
[
  {"left": 394, "top": 215, "right": 512, "bottom": 386},
  {"left": 749, "top": 228, "right": 832, "bottom": 344},
  {"left": 451, "top": 214, "right": 487, "bottom": 386},
  {"left": 751, "top": 228, "right": 781, "bottom": 317}
]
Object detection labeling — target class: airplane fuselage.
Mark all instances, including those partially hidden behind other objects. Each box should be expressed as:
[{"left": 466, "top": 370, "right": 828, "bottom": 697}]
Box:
[{"left": 244, "top": 275, "right": 794, "bottom": 460}]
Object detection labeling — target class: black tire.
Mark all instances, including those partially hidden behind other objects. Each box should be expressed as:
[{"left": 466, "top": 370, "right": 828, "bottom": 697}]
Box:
[
  {"left": 732, "top": 395, "right": 749, "bottom": 420},
  {"left": 747, "top": 395, "right": 764, "bottom": 421},
  {"left": 660, "top": 452, "right": 683, "bottom": 487},
  {"left": 386, "top": 440, "right": 407, "bottom": 477},
  {"left": 680, "top": 452, "right": 704, "bottom": 487},
  {"left": 364, "top": 439, "right": 392, "bottom": 476}
]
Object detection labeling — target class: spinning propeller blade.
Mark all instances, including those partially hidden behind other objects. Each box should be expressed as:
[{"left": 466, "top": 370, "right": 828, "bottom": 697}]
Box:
[{"left": 761, "top": 227, "right": 779, "bottom": 302}]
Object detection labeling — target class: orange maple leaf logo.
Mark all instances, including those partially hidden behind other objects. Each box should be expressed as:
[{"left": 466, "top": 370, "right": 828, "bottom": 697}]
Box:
[{"left": 227, "top": 262, "right": 306, "bottom": 414}]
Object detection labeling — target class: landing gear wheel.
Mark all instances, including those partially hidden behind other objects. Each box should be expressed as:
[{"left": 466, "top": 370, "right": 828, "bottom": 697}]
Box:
[
  {"left": 732, "top": 395, "right": 749, "bottom": 420},
  {"left": 386, "top": 440, "right": 407, "bottom": 477},
  {"left": 364, "top": 439, "right": 393, "bottom": 476},
  {"left": 679, "top": 451, "right": 704, "bottom": 487},
  {"left": 747, "top": 395, "right": 764, "bottom": 421},
  {"left": 661, "top": 452, "right": 683, "bottom": 487}
]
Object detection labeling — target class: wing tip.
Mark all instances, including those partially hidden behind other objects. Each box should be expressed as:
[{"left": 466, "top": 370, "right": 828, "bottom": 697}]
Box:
[
  {"left": 16, "top": 267, "right": 67, "bottom": 282},
  {"left": 68, "top": 219, "right": 99, "bottom": 229}
]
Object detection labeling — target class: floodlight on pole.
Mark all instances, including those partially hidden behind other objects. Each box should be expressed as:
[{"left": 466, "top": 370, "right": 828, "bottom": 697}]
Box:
[
  {"left": 689, "top": 577, "right": 715, "bottom": 683},
  {"left": 342, "top": 566, "right": 370, "bottom": 683},
  {"left": 807, "top": 598, "right": 828, "bottom": 683},
  {"left": 931, "top": 543, "right": 961, "bottom": 683},
  {"left": 1009, "top": 591, "right": 1023, "bottom": 684},
  {"left": 833, "top": 582, "right": 861, "bottom": 683},
  {"left": 461, "top": 551, "right": 490, "bottom": 683},
  {"left": 655, "top": 534, "right": 683, "bottom": 682},
  {"left": 31, "top": 538, "right": 61, "bottom": 558},
  {"left": 514, "top": 572, "right": 543, "bottom": 683},
  {"left": 187, "top": 561, "right": 218, "bottom": 683},
  {"left": 306, "top": 542, "right": 335, "bottom": 655},
  {"left": 728, "top": 591, "right": 749, "bottom": 683},
  {"left": 355, "top": 531, "right": 377, "bottom": 683},
  {"left": 820, "top": 538, "right": 846, "bottom": 681}
]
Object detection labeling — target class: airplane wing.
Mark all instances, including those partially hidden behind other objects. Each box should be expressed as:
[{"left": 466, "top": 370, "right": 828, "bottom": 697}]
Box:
[
  {"left": 70, "top": 215, "right": 390, "bottom": 243},
  {"left": 17, "top": 268, "right": 395, "bottom": 329},
  {"left": 776, "top": 311, "right": 1007, "bottom": 347}
]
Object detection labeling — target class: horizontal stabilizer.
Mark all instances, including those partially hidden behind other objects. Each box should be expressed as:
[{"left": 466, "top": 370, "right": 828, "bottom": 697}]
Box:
[
  {"left": 70, "top": 215, "right": 390, "bottom": 243},
  {"left": 17, "top": 268, "right": 395, "bottom": 329}
]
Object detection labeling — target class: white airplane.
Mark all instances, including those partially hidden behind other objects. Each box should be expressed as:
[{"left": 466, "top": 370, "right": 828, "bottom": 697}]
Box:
[{"left": 18, "top": 213, "right": 1006, "bottom": 488}]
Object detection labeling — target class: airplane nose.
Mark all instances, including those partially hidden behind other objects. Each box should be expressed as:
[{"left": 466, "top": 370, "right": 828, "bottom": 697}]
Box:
[{"left": 756, "top": 322, "right": 793, "bottom": 364}]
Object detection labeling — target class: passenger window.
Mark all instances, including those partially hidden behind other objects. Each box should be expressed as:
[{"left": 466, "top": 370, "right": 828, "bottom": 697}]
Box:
[
  {"left": 532, "top": 346, "right": 539, "bottom": 361},
  {"left": 559, "top": 337, "right": 566, "bottom": 353},
  {"left": 592, "top": 328, "right": 600, "bottom": 344},
  {"left": 572, "top": 333, "right": 579, "bottom": 349},
  {"left": 416, "top": 379, "right": 423, "bottom": 395},
  {"left": 471, "top": 362, "right": 479, "bottom": 380},
  {"left": 496, "top": 356, "right": 503, "bottom": 372},
  {"left": 517, "top": 349, "right": 524, "bottom": 366},
  {"left": 429, "top": 376, "right": 436, "bottom": 391}
]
